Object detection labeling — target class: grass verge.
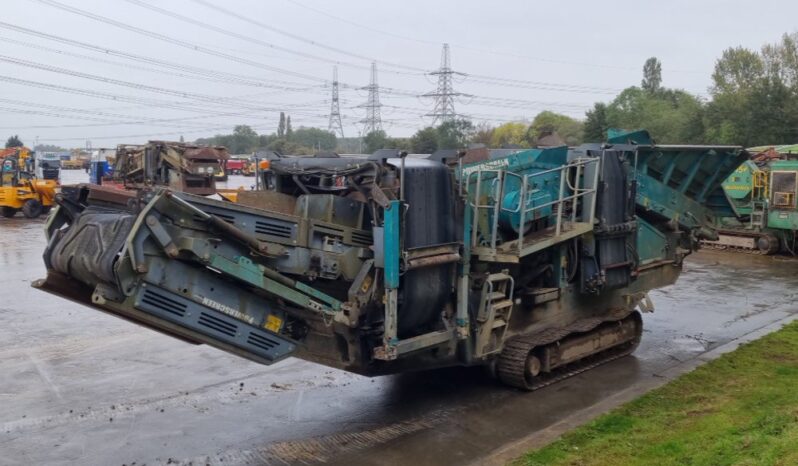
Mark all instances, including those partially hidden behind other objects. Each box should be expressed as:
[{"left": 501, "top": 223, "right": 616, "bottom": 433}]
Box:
[{"left": 515, "top": 321, "right": 798, "bottom": 466}]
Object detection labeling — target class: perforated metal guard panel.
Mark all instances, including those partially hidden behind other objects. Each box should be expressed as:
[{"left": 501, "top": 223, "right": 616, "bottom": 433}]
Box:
[{"left": 133, "top": 283, "right": 296, "bottom": 363}]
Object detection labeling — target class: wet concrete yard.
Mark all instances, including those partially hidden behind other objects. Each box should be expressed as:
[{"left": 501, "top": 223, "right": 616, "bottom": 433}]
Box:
[{"left": 3, "top": 177, "right": 798, "bottom": 465}]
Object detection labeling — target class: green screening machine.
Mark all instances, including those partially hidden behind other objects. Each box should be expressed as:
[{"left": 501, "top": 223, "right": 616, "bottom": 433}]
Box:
[{"left": 705, "top": 144, "right": 798, "bottom": 254}]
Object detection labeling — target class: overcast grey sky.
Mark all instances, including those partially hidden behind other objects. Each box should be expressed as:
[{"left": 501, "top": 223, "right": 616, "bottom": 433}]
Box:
[{"left": 2, "top": 0, "right": 796, "bottom": 148}]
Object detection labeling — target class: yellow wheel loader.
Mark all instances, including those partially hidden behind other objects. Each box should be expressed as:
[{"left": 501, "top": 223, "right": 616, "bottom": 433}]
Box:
[{"left": 0, "top": 147, "right": 58, "bottom": 219}]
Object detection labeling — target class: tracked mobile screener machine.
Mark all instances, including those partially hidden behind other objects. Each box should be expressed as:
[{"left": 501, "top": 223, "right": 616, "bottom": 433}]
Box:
[{"left": 35, "top": 131, "right": 745, "bottom": 389}]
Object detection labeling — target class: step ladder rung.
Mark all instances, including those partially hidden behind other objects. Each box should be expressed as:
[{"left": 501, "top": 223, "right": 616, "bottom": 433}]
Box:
[
  {"left": 487, "top": 272, "right": 512, "bottom": 282},
  {"left": 490, "top": 299, "right": 513, "bottom": 310}
]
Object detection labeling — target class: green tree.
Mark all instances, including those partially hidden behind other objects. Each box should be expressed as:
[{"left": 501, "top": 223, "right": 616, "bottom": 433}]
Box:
[
  {"left": 761, "top": 32, "right": 798, "bottom": 89},
  {"left": 410, "top": 127, "right": 439, "bottom": 153},
  {"left": 642, "top": 57, "right": 663, "bottom": 94},
  {"left": 363, "top": 130, "right": 389, "bottom": 153},
  {"left": 230, "top": 125, "right": 258, "bottom": 153},
  {"left": 748, "top": 77, "right": 798, "bottom": 144},
  {"left": 334, "top": 137, "right": 363, "bottom": 153},
  {"left": 34, "top": 144, "right": 66, "bottom": 152},
  {"left": 704, "top": 47, "right": 764, "bottom": 144},
  {"left": 528, "top": 111, "right": 583, "bottom": 146},
  {"left": 437, "top": 118, "right": 474, "bottom": 149},
  {"left": 257, "top": 133, "right": 278, "bottom": 148},
  {"left": 286, "top": 116, "right": 293, "bottom": 139},
  {"left": 606, "top": 87, "right": 705, "bottom": 143},
  {"left": 267, "top": 138, "right": 314, "bottom": 155},
  {"left": 387, "top": 137, "right": 412, "bottom": 152},
  {"left": 711, "top": 47, "right": 764, "bottom": 94},
  {"left": 583, "top": 103, "right": 609, "bottom": 142},
  {"left": 704, "top": 41, "right": 798, "bottom": 146},
  {"left": 471, "top": 122, "right": 494, "bottom": 145},
  {"left": 291, "top": 127, "right": 337, "bottom": 151},
  {"left": 5, "top": 135, "right": 23, "bottom": 148},
  {"left": 490, "top": 122, "right": 529, "bottom": 147},
  {"left": 277, "top": 112, "right": 286, "bottom": 138}
]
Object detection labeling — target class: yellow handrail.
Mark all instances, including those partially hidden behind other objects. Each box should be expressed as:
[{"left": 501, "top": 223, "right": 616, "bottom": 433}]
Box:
[{"left": 752, "top": 170, "right": 769, "bottom": 200}]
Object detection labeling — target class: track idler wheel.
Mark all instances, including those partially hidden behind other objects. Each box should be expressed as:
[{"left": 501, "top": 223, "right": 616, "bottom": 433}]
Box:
[
  {"left": 497, "top": 338, "right": 540, "bottom": 390},
  {"left": 757, "top": 234, "right": 780, "bottom": 255}
]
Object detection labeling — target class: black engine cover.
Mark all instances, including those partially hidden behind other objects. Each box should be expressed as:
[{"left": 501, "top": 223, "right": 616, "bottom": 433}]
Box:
[
  {"left": 392, "top": 159, "right": 457, "bottom": 337},
  {"left": 580, "top": 150, "right": 637, "bottom": 293}
]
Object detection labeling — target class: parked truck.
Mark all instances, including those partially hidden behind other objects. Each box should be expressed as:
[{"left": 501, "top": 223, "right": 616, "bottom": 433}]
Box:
[{"left": 34, "top": 130, "right": 745, "bottom": 389}]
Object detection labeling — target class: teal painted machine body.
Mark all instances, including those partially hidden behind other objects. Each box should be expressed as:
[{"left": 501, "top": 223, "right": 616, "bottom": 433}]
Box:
[
  {"left": 720, "top": 158, "right": 798, "bottom": 232},
  {"left": 500, "top": 188, "right": 552, "bottom": 231},
  {"left": 383, "top": 200, "right": 400, "bottom": 289},
  {"left": 459, "top": 146, "right": 568, "bottom": 242},
  {"left": 766, "top": 160, "right": 798, "bottom": 231},
  {"left": 607, "top": 129, "right": 747, "bottom": 230},
  {"left": 721, "top": 160, "right": 758, "bottom": 218},
  {"left": 597, "top": 129, "right": 748, "bottom": 262},
  {"left": 683, "top": 138, "right": 798, "bottom": 253},
  {"left": 609, "top": 132, "right": 798, "bottom": 254},
  {"left": 35, "top": 128, "right": 749, "bottom": 390}
]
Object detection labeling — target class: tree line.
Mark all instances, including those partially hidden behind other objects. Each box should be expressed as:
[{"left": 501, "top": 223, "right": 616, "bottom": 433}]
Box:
[
  {"left": 195, "top": 111, "right": 338, "bottom": 155},
  {"left": 583, "top": 33, "right": 798, "bottom": 147}
]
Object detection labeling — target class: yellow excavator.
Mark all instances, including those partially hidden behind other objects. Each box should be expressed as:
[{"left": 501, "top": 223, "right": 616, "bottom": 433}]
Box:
[{"left": 0, "top": 147, "right": 59, "bottom": 218}]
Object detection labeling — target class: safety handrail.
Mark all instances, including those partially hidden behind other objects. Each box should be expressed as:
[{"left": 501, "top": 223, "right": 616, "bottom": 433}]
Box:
[{"left": 464, "top": 157, "right": 601, "bottom": 254}]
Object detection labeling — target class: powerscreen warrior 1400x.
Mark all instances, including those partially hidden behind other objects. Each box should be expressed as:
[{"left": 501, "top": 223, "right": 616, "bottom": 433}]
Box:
[{"left": 35, "top": 130, "right": 745, "bottom": 389}]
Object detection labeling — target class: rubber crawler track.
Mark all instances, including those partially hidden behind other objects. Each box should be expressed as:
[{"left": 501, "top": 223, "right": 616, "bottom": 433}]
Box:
[
  {"left": 497, "top": 312, "right": 643, "bottom": 391},
  {"left": 700, "top": 231, "right": 779, "bottom": 255},
  {"left": 701, "top": 241, "right": 766, "bottom": 255}
]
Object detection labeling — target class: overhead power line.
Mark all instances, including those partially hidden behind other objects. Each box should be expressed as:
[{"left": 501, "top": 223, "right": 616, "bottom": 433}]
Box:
[
  {"left": 0, "top": 74, "right": 331, "bottom": 124},
  {"left": 34, "top": 0, "right": 333, "bottom": 84},
  {"left": 187, "top": 0, "right": 429, "bottom": 74},
  {"left": 36, "top": 124, "right": 277, "bottom": 143},
  {"left": 0, "top": 34, "right": 322, "bottom": 94},
  {"left": 0, "top": 97, "right": 295, "bottom": 130},
  {"left": 0, "top": 21, "right": 319, "bottom": 92},
  {"left": 281, "top": 0, "right": 696, "bottom": 74},
  {"left": 33, "top": 2, "right": 631, "bottom": 97},
  {"left": 2, "top": 16, "right": 622, "bottom": 104},
  {"left": 190, "top": 0, "right": 634, "bottom": 94},
  {"left": 123, "top": 0, "right": 407, "bottom": 75},
  {"left": 0, "top": 54, "right": 331, "bottom": 115}
]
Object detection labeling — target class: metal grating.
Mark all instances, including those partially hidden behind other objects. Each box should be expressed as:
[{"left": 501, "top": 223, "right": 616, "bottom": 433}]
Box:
[
  {"left": 134, "top": 283, "right": 296, "bottom": 363},
  {"left": 141, "top": 288, "right": 187, "bottom": 318},
  {"left": 313, "top": 225, "right": 345, "bottom": 238},
  {"left": 254, "top": 220, "right": 294, "bottom": 239},
  {"left": 247, "top": 332, "right": 280, "bottom": 351},
  {"left": 193, "top": 212, "right": 236, "bottom": 224},
  {"left": 198, "top": 312, "right": 237, "bottom": 337},
  {"left": 351, "top": 231, "right": 373, "bottom": 246}
]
